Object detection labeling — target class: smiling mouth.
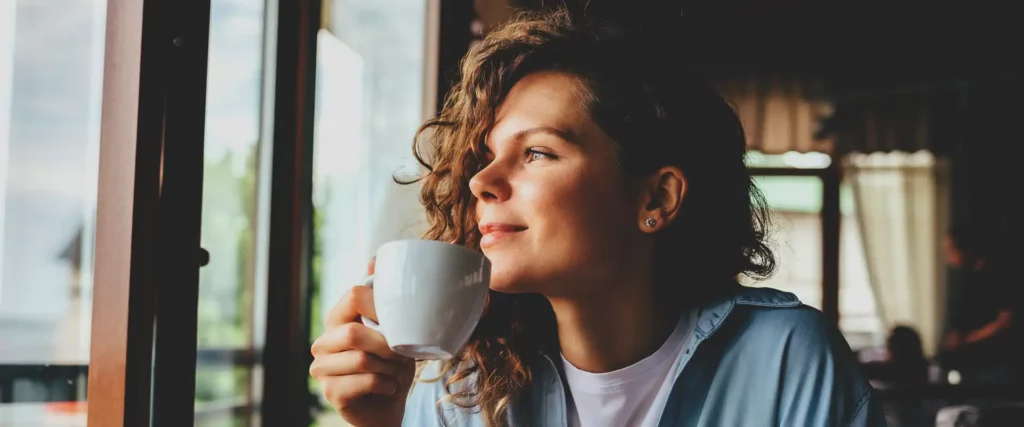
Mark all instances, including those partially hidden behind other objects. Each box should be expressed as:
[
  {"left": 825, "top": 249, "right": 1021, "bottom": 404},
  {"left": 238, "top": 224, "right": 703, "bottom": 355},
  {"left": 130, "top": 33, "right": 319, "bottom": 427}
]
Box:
[{"left": 479, "top": 223, "right": 527, "bottom": 247}]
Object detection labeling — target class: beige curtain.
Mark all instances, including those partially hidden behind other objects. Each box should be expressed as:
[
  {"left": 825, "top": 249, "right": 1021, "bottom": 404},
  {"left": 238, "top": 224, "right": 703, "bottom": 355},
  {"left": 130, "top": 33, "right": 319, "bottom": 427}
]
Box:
[{"left": 845, "top": 151, "right": 950, "bottom": 355}]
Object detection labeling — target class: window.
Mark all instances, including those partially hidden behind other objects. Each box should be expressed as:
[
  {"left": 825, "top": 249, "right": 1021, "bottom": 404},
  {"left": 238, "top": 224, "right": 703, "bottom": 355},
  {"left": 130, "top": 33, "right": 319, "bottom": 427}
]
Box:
[
  {"left": 310, "top": 0, "right": 430, "bottom": 424},
  {"left": 750, "top": 152, "right": 885, "bottom": 350},
  {"left": 751, "top": 175, "right": 825, "bottom": 308},
  {"left": 0, "top": 0, "right": 106, "bottom": 423},
  {"left": 194, "top": 0, "right": 273, "bottom": 424}
]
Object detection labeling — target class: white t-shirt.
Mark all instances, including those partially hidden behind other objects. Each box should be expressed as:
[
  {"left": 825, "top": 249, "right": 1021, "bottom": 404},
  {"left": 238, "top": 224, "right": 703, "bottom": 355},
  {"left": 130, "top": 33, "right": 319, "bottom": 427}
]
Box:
[{"left": 562, "top": 310, "right": 696, "bottom": 427}]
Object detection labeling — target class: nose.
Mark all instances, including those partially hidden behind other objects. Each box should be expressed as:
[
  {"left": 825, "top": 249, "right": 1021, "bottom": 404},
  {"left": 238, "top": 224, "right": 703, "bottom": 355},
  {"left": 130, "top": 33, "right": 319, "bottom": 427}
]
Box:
[{"left": 469, "top": 160, "right": 512, "bottom": 203}]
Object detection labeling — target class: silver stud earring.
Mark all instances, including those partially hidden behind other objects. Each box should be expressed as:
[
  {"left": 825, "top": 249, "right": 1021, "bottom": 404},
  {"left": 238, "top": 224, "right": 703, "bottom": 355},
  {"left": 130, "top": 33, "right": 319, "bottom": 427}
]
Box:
[{"left": 645, "top": 218, "right": 657, "bottom": 228}]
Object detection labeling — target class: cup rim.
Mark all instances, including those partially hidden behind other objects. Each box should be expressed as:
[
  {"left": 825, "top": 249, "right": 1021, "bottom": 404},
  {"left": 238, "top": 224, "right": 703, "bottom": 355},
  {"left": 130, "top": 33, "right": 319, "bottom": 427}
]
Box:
[{"left": 378, "top": 239, "right": 490, "bottom": 264}]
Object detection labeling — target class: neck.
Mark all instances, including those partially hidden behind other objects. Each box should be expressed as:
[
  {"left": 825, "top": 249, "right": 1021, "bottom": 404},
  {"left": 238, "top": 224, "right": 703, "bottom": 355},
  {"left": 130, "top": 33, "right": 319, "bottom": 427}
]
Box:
[{"left": 550, "top": 276, "right": 678, "bottom": 373}]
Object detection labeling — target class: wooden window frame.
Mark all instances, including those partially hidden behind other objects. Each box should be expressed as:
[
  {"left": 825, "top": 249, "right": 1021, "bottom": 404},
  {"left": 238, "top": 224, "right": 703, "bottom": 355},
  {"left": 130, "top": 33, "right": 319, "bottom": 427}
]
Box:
[
  {"left": 750, "top": 163, "right": 841, "bottom": 325},
  {"left": 88, "top": 0, "right": 213, "bottom": 425},
  {"left": 87, "top": 0, "right": 163, "bottom": 424},
  {"left": 87, "top": 0, "right": 454, "bottom": 424}
]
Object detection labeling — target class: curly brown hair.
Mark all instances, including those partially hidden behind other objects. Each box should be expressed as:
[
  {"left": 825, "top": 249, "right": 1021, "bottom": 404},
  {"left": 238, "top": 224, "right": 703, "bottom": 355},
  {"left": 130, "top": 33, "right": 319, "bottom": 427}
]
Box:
[{"left": 401, "top": 7, "right": 775, "bottom": 426}]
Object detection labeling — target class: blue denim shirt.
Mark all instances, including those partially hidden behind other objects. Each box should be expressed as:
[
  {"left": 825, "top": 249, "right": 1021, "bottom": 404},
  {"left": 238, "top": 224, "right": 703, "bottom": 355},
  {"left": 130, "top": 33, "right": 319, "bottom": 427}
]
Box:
[{"left": 403, "top": 287, "right": 887, "bottom": 426}]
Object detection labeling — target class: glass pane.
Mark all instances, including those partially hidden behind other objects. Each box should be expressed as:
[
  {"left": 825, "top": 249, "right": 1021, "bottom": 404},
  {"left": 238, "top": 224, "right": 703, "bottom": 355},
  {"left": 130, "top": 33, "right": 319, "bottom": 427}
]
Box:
[
  {"left": 0, "top": 0, "right": 105, "bottom": 424},
  {"left": 310, "top": 0, "right": 429, "bottom": 424},
  {"left": 194, "top": 366, "right": 254, "bottom": 427},
  {"left": 753, "top": 175, "right": 885, "bottom": 350},
  {"left": 751, "top": 176, "right": 824, "bottom": 308},
  {"left": 195, "top": 0, "right": 269, "bottom": 424}
]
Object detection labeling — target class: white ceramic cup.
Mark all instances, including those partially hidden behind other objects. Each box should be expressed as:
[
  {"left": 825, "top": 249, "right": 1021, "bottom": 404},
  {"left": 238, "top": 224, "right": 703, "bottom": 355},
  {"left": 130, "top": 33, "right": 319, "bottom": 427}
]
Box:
[{"left": 360, "top": 239, "right": 490, "bottom": 360}]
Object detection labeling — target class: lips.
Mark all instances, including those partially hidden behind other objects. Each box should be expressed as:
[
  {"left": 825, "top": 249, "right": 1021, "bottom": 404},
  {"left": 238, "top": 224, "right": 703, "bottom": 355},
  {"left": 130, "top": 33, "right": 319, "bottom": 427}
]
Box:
[
  {"left": 479, "top": 223, "right": 527, "bottom": 247},
  {"left": 479, "top": 223, "right": 527, "bottom": 234}
]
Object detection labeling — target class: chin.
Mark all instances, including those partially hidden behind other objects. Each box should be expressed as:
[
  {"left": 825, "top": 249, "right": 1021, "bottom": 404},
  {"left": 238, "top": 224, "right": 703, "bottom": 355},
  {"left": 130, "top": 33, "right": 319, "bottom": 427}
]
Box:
[{"left": 486, "top": 266, "right": 542, "bottom": 294}]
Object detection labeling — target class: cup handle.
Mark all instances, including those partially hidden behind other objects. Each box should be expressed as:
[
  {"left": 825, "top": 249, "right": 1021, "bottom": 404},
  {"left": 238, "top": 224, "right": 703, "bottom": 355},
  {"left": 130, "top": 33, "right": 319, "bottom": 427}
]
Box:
[{"left": 359, "top": 274, "right": 381, "bottom": 331}]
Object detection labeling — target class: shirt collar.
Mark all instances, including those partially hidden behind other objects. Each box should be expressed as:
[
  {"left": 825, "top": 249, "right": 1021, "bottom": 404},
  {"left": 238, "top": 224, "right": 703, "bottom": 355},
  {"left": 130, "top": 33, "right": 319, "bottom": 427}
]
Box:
[{"left": 694, "top": 286, "right": 801, "bottom": 340}]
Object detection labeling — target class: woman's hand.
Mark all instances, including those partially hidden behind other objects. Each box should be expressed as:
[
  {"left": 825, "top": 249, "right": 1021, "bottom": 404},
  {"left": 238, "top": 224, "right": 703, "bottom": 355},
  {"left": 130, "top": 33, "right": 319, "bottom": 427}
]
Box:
[{"left": 311, "top": 259, "right": 416, "bottom": 427}]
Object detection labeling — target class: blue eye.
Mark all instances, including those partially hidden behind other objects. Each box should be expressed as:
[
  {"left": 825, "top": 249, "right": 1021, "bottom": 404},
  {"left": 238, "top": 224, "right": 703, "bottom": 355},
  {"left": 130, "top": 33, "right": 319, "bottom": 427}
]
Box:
[{"left": 526, "top": 148, "right": 555, "bottom": 162}]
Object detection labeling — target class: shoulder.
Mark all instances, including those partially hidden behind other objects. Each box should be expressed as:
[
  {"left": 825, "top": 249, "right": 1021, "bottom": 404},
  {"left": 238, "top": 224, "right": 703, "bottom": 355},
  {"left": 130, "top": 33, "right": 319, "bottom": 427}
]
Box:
[
  {"left": 725, "top": 292, "right": 858, "bottom": 377},
  {"left": 744, "top": 303, "right": 843, "bottom": 347},
  {"left": 712, "top": 289, "right": 885, "bottom": 426},
  {"left": 739, "top": 304, "right": 868, "bottom": 391},
  {"left": 717, "top": 299, "right": 856, "bottom": 373},
  {"left": 717, "top": 287, "right": 850, "bottom": 352}
]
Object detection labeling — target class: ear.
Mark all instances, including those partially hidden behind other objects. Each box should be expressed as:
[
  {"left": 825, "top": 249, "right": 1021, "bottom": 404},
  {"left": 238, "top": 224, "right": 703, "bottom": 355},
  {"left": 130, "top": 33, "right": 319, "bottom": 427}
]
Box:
[{"left": 636, "top": 166, "right": 686, "bottom": 233}]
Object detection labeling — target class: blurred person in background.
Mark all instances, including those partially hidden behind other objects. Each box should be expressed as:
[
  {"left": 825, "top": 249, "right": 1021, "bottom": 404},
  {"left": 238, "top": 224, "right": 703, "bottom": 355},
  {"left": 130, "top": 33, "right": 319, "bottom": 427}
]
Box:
[
  {"left": 940, "top": 223, "right": 1020, "bottom": 384},
  {"left": 862, "top": 325, "right": 929, "bottom": 387},
  {"left": 887, "top": 326, "right": 929, "bottom": 386}
]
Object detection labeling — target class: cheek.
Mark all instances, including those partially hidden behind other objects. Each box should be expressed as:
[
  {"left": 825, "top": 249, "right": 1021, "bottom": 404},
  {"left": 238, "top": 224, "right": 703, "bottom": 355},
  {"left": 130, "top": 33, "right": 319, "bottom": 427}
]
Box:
[
  {"left": 486, "top": 162, "right": 633, "bottom": 292},
  {"left": 528, "top": 167, "right": 619, "bottom": 217},
  {"left": 522, "top": 167, "right": 633, "bottom": 255}
]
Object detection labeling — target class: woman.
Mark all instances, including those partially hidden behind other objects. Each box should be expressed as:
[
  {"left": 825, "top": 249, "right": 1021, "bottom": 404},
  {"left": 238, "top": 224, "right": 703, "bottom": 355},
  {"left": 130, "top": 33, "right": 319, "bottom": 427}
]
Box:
[{"left": 311, "top": 8, "right": 883, "bottom": 427}]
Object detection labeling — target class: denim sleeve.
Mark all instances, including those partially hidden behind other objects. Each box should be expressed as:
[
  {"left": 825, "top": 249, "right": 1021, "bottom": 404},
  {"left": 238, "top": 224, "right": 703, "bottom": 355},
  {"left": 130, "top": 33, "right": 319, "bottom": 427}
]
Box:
[
  {"left": 771, "top": 307, "right": 887, "bottom": 427},
  {"left": 403, "top": 361, "right": 485, "bottom": 427}
]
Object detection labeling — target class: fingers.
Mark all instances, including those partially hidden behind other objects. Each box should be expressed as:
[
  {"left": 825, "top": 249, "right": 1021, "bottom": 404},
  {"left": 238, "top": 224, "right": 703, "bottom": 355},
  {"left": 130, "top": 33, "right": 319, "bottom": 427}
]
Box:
[
  {"left": 323, "top": 258, "right": 378, "bottom": 330},
  {"left": 309, "top": 350, "right": 400, "bottom": 378},
  {"left": 311, "top": 322, "right": 403, "bottom": 361},
  {"left": 321, "top": 373, "right": 399, "bottom": 402},
  {"left": 324, "top": 285, "right": 377, "bottom": 330}
]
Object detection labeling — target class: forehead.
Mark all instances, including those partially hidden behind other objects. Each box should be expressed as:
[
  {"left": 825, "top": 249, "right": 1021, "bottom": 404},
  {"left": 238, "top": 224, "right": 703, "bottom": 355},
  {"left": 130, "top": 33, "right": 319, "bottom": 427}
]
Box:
[{"left": 489, "top": 71, "right": 592, "bottom": 144}]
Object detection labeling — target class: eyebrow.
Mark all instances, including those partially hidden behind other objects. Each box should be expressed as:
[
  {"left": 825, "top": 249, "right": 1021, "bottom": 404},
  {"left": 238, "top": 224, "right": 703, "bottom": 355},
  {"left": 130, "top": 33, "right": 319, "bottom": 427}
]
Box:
[{"left": 507, "top": 126, "right": 577, "bottom": 144}]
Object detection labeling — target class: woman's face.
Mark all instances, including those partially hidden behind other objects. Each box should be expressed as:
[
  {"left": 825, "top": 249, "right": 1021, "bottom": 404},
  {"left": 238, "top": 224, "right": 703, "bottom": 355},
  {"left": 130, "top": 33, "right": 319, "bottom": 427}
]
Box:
[{"left": 470, "top": 71, "right": 644, "bottom": 296}]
